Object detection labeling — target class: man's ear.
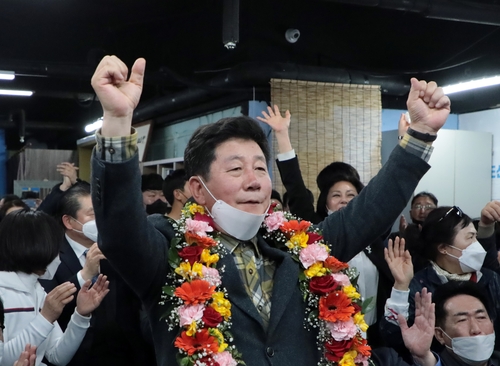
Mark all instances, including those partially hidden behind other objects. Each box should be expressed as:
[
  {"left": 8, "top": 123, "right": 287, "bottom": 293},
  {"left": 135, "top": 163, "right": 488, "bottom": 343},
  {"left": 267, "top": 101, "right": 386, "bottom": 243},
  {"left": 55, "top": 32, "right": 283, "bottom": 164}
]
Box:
[
  {"left": 434, "top": 327, "right": 446, "bottom": 345},
  {"left": 61, "top": 215, "right": 74, "bottom": 230},
  {"left": 189, "top": 176, "right": 206, "bottom": 205}
]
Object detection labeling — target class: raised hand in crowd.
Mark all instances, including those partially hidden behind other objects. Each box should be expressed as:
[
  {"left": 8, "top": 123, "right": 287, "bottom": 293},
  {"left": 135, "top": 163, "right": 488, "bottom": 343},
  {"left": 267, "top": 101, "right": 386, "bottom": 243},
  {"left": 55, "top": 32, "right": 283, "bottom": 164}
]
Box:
[
  {"left": 13, "top": 344, "right": 37, "bottom": 366},
  {"left": 80, "top": 243, "right": 106, "bottom": 282},
  {"left": 256, "top": 104, "right": 292, "bottom": 153},
  {"left": 399, "top": 288, "right": 436, "bottom": 366},
  {"left": 91, "top": 56, "right": 146, "bottom": 136},
  {"left": 406, "top": 78, "right": 450, "bottom": 136},
  {"left": 57, "top": 162, "right": 79, "bottom": 192},
  {"left": 384, "top": 237, "right": 414, "bottom": 291},
  {"left": 398, "top": 214, "right": 408, "bottom": 234},
  {"left": 479, "top": 200, "right": 500, "bottom": 226},
  {"left": 75, "top": 274, "right": 110, "bottom": 317}
]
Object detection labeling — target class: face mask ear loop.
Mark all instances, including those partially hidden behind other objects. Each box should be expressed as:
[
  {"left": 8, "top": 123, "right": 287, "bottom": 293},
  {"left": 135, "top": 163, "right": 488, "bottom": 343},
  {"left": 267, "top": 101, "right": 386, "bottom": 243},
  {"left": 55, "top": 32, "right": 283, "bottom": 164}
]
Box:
[{"left": 197, "top": 176, "right": 218, "bottom": 202}]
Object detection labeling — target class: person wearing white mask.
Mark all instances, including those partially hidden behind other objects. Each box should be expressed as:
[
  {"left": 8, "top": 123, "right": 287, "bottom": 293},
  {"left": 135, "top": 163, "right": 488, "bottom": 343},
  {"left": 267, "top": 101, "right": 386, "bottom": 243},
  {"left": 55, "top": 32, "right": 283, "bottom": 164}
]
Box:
[
  {"left": 89, "top": 55, "right": 450, "bottom": 365},
  {"left": 381, "top": 207, "right": 500, "bottom": 357},
  {"left": 38, "top": 183, "right": 156, "bottom": 366},
  {"left": 0, "top": 209, "right": 109, "bottom": 366}
]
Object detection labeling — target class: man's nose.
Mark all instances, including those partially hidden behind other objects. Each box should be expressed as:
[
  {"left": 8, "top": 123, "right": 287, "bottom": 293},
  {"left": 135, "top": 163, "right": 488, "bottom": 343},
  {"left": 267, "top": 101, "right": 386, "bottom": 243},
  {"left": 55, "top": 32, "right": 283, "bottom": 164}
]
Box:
[{"left": 243, "top": 169, "right": 261, "bottom": 190}]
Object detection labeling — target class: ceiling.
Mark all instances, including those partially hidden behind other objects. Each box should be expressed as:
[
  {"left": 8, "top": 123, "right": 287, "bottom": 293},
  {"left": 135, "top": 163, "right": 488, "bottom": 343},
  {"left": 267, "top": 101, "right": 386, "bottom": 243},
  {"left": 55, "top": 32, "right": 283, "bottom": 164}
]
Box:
[{"left": 2, "top": 0, "right": 500, "bottom": 151}]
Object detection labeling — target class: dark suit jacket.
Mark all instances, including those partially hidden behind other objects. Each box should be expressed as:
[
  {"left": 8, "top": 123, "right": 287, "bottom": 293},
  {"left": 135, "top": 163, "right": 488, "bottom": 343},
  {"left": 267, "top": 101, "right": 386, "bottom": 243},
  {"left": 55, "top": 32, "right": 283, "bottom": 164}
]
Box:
[
  {"left": 91, "top": 144, "right": 430, "bottom": 366},
  {"left": 276, "top": 156, "right": 394, "bottom": 347},
  {"left": 39, "top": 238, "right": 155, "bottom": 366}
]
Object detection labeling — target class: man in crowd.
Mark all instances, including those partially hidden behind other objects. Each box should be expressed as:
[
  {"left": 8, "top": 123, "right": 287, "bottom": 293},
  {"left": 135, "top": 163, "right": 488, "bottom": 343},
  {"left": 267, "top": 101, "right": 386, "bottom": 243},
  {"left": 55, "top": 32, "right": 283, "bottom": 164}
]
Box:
[
  {"left": 162, "top": 169, "right": 191, "bottom": 221},
  {"left": 90, "top": 55, "right": 450, "bottom": 365},
  {"left": 39, "top": 184, "right": 155, "bottom": 366}
]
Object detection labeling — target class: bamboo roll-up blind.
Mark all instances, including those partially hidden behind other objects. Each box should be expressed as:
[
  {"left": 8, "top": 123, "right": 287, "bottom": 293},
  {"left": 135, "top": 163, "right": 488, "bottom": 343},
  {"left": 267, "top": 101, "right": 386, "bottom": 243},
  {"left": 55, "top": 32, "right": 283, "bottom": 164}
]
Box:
[{"left": 270, "top": 79, "right": 382, "bottom": 203}]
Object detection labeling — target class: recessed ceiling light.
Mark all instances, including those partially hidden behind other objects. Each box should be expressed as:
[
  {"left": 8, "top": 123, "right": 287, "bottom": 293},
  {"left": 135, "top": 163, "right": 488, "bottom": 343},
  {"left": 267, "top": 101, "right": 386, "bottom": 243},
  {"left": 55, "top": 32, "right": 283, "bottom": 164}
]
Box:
[{"left": 0, "top": 71, "right": 15, "bottom": 80}]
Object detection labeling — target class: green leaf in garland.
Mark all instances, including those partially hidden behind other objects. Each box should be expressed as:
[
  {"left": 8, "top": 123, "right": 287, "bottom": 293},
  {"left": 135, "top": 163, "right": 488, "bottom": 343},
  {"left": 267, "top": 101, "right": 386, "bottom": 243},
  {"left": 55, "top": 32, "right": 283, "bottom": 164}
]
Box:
[
  {"left": 168, "top": 243, "right": 181, "bottom": 268},
  {"left": 362, "top": 296, "right": 375, "bottom": 314},
  {"left": 350, "top": 273, "right": 359, "bottom": 288},
  {"left": 298, "top": 271, "right": 307, "bottom": 281},
  {"left": 162, "top": 285, "right": 175, "bottom": 297},
  {"left": 176, "top": 354, "right": 193, "bottom": 366},
  {"left": 159, "top": 301, "right": 176, "bottom": 321},
  {"left": 308, "top": 309, "right": 319, "bottom": 322}
]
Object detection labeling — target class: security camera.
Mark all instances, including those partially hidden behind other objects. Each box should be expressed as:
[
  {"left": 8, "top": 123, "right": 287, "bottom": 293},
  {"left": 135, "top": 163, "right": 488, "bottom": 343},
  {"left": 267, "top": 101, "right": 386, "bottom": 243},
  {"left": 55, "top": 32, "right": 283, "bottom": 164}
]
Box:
[{"left": 285, "top": 29, "right": 300, "bottom": 43}]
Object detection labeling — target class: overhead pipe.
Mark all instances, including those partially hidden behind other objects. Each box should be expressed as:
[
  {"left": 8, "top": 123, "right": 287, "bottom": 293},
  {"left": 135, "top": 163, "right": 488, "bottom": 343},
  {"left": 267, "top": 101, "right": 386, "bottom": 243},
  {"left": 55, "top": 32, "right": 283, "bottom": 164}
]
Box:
[
  {"left": 325, "top": 0, "right": 500, "bottom": 26},
  {"left": 132, "top": 62, "right": 409, "bottom": 123}
]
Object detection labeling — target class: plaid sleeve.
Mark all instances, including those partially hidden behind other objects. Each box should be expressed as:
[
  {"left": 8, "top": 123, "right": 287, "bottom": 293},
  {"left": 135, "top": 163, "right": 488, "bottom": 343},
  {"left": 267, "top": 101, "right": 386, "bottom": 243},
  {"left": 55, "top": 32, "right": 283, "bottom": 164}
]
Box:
[
  {"left": 398, "top": 133, "right": 434, "bottom": 162},
  {"left": 94, "top": 128, "right": 138, "bottom": 162}
]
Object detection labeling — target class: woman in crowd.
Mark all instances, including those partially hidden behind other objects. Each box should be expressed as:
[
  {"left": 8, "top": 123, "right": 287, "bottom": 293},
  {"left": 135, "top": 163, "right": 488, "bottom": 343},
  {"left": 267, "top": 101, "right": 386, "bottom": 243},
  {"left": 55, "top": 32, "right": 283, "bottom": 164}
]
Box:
[
  {"left": 382, "top": 205, "right": 500, "bottom": 354},
  {"left": 0, "top": 209, "right": 109, "bottom": 366},
  {"left": 257, "top": 104, "right": 393, "bottom": 346}
]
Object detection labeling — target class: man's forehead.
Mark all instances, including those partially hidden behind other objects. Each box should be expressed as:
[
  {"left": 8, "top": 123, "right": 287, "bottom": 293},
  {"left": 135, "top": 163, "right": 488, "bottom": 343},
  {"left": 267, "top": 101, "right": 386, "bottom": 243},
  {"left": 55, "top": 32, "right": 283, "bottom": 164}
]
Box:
[{"left": 444, "top": 294, "right": 486, "bottom": 318}]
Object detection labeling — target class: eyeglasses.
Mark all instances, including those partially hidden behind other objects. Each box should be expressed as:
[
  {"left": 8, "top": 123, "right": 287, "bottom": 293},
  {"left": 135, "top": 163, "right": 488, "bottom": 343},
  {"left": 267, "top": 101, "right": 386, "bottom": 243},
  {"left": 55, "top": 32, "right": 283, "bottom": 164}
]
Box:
[
  {"left": 437, "top": 206, "right": 463, "bottom": 223},
  {"left": 412, "top": 204, "right": 436, "bottom": 211}
]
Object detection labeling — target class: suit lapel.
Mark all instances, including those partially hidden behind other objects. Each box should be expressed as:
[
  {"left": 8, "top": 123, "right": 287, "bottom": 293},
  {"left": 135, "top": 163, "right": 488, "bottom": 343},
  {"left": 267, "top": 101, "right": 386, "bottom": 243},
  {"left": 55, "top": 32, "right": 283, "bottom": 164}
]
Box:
[{"left": 60, "top": 239, "right": 83, "bottom": 274}]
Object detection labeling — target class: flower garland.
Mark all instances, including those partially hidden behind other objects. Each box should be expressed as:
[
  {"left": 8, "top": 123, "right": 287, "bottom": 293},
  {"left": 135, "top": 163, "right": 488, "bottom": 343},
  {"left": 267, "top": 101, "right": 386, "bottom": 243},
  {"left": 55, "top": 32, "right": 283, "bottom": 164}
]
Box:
[{"left": 161, "top": 202, "right": 373, "bottom": 366}]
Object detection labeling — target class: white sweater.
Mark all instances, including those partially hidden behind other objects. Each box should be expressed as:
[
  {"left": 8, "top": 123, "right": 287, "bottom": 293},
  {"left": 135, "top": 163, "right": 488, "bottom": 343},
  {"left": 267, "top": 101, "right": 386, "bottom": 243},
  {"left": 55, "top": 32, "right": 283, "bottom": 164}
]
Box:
[{"left": 0, "top": 271, "right": 90, "bottom": 366}]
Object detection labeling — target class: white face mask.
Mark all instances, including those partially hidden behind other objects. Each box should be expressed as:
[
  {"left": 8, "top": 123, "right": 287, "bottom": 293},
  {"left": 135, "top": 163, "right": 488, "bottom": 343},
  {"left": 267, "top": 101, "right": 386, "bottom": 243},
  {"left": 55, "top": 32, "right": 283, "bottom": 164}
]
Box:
[
  {"left": 446, "top": 241, "right": 486, "bottom": 273},
  {"left": 39, "top": 255, "right": 61, "bottom": 280},
  {"left": 72, "top": 218, "right": 99, "bottom": 242},
  {"left": 438, "top": 328, "right": 495, "bottom": 365},
  {"left": 198, "top": 177, "right": 269, "bottom": 241}
]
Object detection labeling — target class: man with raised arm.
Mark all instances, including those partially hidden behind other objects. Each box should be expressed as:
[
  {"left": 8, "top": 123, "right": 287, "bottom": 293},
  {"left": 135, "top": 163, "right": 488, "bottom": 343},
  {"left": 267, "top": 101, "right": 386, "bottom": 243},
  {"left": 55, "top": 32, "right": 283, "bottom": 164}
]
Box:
[{"left": 90, "top": 55, "right": 450, "bottom": 366}]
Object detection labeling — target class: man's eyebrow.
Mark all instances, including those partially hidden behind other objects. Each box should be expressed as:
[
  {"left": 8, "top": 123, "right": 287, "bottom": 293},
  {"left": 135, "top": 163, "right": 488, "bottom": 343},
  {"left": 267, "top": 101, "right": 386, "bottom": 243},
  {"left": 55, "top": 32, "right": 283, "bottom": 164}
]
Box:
[
  {"left": 452, "top": 309, "right": 486, "bottom": 317},
  {"left": 224, "top": 155, "right": 266, "bottom": 162}
]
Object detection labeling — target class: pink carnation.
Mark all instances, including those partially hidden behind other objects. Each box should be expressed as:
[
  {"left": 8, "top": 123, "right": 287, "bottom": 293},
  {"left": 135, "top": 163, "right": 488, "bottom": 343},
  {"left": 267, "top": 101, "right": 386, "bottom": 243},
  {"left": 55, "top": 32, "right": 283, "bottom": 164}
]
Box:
[
  {"left": 202, "top": 265, "right": 222, "bottom": 287},
  {"left": 178, "top": 304, "right": 205, "bottom": 326},
  {"left": 264, "top": 211, "right": 286, "bottom": 231},
  {"left": 354, "top": 353, "right": 369, "bottom": 366},
  {"left": 299, "top": 243, "right": 329, "bottom": 268},
  {"left": 326, "top": 318, "right": 358, "bottom": 341},
  {"left": 185, "top": 218, "right": 213, "bottom": 237},
  {"left": 213, "top": 351, "right": 238, "bottom": 366},
  {"left": 332, "top": 273, "right": 351, "bottom": 287}
]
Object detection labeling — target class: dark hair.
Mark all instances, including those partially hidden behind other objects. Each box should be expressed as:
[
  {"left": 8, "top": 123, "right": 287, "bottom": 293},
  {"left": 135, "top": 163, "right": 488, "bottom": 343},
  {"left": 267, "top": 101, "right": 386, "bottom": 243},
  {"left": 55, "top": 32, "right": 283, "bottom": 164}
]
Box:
[
  {"left": 434, "top": 281, "right": 494, "bottom": 327},
  {"left": 0, "top": 210, "right": 63, "bottom": 274},
  {"left": 315, "top": 162, "right": 364, "bottom": 219},
  {"left": 420, "top": 206, "right": 472, "bottom": 261},
  {"left": 271, "top": 190, "right": 282, "bottom": 205},
  {"left": 163, "top": 169, "right": 188, "bottom": 205},
  {"left": 0, "top": 199, "right": 29, "bottom": 221},
  {"left": 184, "top": 117, "right": 270, "bottom": 180},
  {"left": 411, "top": 191, "right": 438, "bottom": 207},
  {"left": 1, "top": 194, "right": 20, "bottom": 205},
  {"left": 141, "top": 173, "right": 164, "bottom": 192},
  {"left": 59, "top": 183, "right": 91, "bottom": 221},
  {"left": 0, "top": 296, "right": 3, "bottom": 328}
]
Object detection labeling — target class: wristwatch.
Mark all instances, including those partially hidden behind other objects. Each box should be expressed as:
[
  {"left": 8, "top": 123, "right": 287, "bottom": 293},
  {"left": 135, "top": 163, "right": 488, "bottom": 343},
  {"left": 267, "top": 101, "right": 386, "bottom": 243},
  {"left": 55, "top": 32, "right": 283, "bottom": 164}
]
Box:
[{"left": 406, "top": 127, "right": 437, "bottom": 142}]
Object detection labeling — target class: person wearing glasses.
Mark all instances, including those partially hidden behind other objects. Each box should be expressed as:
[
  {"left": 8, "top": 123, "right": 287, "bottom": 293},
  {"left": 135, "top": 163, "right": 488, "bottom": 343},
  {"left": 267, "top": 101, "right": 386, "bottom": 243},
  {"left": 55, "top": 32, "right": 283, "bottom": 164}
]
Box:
[{"left": 381, "top": 205, "right": 500, "bottom": 357}]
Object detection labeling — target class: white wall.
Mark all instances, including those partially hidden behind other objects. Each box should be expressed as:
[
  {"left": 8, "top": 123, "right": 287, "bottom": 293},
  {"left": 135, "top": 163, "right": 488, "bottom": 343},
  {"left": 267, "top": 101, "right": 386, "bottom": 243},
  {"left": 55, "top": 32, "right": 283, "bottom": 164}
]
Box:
[{"left": 459, "top": 109, "right": 500, "bottom": 200}]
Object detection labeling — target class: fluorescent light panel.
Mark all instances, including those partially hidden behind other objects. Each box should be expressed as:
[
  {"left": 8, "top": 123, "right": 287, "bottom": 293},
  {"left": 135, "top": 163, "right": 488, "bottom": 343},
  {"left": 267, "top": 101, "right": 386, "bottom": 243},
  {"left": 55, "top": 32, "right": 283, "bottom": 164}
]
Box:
[
  {"left": 0, "top": 70, "right": 15, "bottom": 80},
  {"left": 0, "top": 89, "right": 33, "bottom": 97},
  {"left": 443, "top": 76, "right": 500, "bottom": 95},
  {"left": 85, "top": 118, "right": 103, "bottom": 133}
]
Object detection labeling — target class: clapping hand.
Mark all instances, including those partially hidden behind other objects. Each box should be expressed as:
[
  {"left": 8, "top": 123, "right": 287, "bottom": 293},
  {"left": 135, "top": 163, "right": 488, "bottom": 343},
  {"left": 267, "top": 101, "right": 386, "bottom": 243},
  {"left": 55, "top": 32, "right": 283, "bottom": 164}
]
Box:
[
  {"left": 41, "top": 282, "right": 77, "bottom": 323},
  {"left": 13, "top": 344, "right": 37, "bottom": 366},
  {"left": 76, "top": 274, "right": 110, "bottom": 317}
]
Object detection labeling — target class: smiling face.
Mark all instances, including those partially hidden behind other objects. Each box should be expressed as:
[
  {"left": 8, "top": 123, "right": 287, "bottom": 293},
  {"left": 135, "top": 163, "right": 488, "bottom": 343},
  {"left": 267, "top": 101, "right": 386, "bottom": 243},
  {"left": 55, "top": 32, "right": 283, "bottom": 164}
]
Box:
[
  {"left": 326, "top": 181, "right": 358, "bottom": 213},
  {"left": 190, "top": 138, "right": 272, "bottom": 216}
]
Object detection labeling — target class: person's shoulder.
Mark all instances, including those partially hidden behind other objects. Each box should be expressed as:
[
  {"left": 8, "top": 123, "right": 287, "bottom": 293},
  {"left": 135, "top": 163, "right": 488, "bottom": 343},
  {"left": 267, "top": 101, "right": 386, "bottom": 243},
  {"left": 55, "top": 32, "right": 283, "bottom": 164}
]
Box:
[{"left": 148, "top": 214, "right": 176, "bottom": 240}]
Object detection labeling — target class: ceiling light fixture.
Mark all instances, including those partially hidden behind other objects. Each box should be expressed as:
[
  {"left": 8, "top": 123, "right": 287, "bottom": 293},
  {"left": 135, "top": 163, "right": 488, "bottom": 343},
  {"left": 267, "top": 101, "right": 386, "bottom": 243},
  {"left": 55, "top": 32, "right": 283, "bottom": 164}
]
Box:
[
  {"left": 0, "top": 70, "right": 15, "bottom": 80},
  {"left": 443, "top": 76, "right": 500, "bottom": 95},
  {"left": 85, "top": 117, "right": 103, "bottom": 133},
  {"left": 0, "top": 89, "right": 33, "bottom": 97}
]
